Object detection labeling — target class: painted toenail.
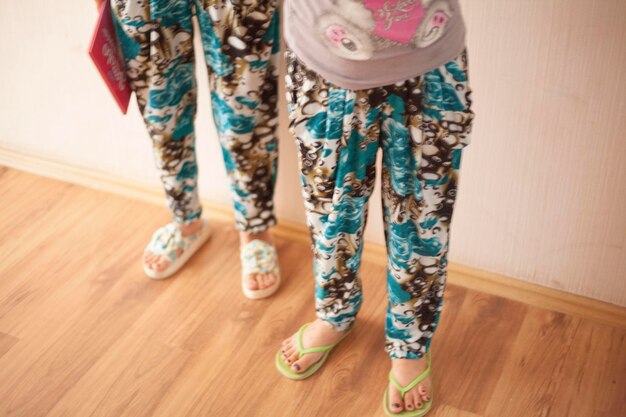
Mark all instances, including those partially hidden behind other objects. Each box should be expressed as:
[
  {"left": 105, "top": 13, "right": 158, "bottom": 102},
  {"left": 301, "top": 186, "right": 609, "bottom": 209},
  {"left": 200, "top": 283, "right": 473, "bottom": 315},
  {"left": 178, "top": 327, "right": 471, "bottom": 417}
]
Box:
[
  {"left": 417, "top": 403, "right": 423, "bottom": 408},
  {"left": 392, "top": 403, "right": 400, "bottom": 408},
  {"left": 294, "top": 364, "right": 300, "bottom": 371}
]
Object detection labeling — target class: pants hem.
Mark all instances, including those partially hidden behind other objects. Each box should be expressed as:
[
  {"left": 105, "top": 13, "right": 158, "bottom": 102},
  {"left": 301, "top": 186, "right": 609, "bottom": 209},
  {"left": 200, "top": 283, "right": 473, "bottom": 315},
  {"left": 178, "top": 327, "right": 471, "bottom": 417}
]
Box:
[
  {"left": 236, "top": 217, "right": 277, "bottom": 234},
  {"left": 316, "top": 315, "right": 355, "bottom": 332}
]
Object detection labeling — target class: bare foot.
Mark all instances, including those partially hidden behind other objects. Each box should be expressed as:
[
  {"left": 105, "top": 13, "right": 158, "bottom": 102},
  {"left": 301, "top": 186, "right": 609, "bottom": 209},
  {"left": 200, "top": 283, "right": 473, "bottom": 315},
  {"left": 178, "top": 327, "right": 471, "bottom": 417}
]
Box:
[
  {"left": 388, "top": 356, "right": 432, "bottom": 414},
  {"left": 143, "top": 219, "right": 203, "bottom": 273},
  {"left": 240, "top": 230, "right": 278, "bottom": 291},
  {"left": 280, "top": 319, "right": 348, "bottom": 373}
]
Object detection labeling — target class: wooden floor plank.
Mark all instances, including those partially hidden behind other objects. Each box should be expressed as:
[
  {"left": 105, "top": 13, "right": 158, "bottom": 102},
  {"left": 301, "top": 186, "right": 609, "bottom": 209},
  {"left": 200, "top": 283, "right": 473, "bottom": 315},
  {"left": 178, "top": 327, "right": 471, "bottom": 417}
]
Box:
[
  {"left": 0, "top": 332, "right": 19, "bottom": 360},
  {"left": 549, "top": 320, "right": 626, "bottom": 417},
  {"left": 485, "top": 309, "right": 582, "bottom": 417},
  {"left": 434, "top": 291, "right": 528, "bottom": 416},
  {"left": 431, "top": 405, "right": 483, "bottom": 417},
  {"left": 0, "top": 167, "right": 624, "bottom": 417},
  {"left": 0, "top": 193, "right": 156, "bottom": 337},
  {"left": 0, "top": 274, "right": 168, "bottom": 417},
  {"left": 46, "top": 338, "right": 192, "bottom": 417}
]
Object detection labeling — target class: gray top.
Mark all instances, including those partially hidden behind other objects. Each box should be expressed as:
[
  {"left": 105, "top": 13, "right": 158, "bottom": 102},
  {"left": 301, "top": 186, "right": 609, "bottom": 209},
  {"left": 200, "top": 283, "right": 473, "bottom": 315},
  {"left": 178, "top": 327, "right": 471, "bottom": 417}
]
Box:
[{"left": 284, "top": 0, "right": 467, "bottom": 90}]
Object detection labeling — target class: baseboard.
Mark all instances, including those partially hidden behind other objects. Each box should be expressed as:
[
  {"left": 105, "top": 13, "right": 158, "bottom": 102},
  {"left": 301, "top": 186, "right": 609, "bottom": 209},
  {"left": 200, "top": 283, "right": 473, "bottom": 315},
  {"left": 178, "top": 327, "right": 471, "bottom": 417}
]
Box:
[{"left": 1, "top": 146, "right": 625, "bottom": 329}]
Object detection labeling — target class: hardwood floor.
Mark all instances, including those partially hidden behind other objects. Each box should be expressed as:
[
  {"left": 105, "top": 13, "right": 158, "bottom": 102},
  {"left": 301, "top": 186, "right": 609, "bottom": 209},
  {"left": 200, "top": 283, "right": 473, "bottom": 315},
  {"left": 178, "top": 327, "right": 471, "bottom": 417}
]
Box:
[{"left": 0, "top": 166, "right": 624, "bottom": 417}]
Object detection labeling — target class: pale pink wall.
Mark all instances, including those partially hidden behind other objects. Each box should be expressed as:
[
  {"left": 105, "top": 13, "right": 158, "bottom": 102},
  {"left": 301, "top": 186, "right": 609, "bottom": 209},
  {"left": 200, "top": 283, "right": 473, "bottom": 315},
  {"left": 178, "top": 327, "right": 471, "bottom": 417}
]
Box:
[{"left": 447, "top": 0, "right": 626, "bottom": 304}]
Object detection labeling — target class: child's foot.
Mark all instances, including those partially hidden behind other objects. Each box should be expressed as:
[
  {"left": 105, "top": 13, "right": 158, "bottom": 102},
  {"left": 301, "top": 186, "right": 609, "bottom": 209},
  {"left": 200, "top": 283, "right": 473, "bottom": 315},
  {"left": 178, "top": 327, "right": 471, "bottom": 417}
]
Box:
[
  {"left": 280, "top": 319, "right": 348, "bottom": 373},
  {"left": 240, "top": 230, "right": 278, "bottom": 291},
  {"left": 143, "top": 219, "right": 204, "bottom": 273},
  {"left": 388, "top": 357, "right": 432, "bottom": 414}
]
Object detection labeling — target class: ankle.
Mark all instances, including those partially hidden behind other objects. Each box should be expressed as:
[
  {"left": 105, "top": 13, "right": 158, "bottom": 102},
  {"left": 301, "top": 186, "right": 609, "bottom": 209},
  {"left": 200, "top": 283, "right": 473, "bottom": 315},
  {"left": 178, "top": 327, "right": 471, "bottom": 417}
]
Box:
[
  {"left": 239, "top": 229, "right": 273, "bottom": 246},
  {"left": 313, "top": 318, "right": 350, "bottom": 336},
  {"left": 391, "top": 356, "right": 429, "bottom": 372},
  {"left": 179, "top": 219, "right": 203, "bottom": 237}
]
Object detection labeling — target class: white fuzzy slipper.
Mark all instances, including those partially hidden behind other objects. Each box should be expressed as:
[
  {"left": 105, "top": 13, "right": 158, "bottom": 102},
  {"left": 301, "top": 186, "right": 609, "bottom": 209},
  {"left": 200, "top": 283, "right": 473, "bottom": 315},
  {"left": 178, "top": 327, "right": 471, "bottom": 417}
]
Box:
[
  {"left": 240, "top": 239, "right": 281, "bottom": 299},
  {"left": 143, "top": 219, "right": 211, "bottom": 280}
]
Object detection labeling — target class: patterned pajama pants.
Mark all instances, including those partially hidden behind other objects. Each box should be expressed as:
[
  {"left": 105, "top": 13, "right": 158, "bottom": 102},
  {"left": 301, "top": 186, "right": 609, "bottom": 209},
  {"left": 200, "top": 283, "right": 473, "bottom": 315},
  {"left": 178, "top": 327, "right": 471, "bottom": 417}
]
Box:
[
  {"left": 286, "top": 50, "right": 474, "bottom": 359},
  {"left": 112, "top": 0, "right": 280, "bottom": 232}
]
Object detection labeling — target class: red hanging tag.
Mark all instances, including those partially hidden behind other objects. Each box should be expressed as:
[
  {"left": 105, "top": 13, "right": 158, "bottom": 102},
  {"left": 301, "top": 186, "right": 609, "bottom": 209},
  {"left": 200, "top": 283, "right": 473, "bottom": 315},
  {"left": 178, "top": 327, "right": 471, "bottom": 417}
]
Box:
[{"left": 89, "top": 1, "right": 131, "bottom": 114}]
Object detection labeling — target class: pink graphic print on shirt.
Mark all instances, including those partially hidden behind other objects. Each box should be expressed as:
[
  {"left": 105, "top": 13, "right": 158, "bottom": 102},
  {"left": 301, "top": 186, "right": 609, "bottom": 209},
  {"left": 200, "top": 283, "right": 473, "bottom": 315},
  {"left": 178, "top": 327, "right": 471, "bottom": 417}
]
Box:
[
  {"left": 363, "top": 0, "right": 425, "bottom": 44},
  {"left": 316, "top": 0, "right": 454, "bottom": 61}
]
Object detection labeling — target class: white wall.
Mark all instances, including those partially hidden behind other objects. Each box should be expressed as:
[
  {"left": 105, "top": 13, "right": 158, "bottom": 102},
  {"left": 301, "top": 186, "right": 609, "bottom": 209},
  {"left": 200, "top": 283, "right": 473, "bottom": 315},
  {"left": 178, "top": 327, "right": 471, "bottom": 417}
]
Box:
[{"left": 1, "top": 0, "right": 625, "bottom": 305}]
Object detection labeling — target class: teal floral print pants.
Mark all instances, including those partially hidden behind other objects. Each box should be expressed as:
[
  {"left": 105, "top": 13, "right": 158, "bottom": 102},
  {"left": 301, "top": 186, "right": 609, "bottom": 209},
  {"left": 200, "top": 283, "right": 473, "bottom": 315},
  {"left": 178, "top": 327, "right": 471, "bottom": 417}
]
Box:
[
  {"left": 112, "top": 0, "right": 280, "bottom": 232},
  {"left": 286, "top": 49, "right": 474, "bottom": 359}
]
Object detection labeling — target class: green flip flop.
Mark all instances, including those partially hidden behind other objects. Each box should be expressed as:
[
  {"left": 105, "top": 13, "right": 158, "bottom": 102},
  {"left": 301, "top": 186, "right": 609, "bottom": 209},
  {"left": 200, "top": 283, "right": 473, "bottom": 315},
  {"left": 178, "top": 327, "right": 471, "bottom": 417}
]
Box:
[
  {"left": 275, "top": 322, "right": 352, "bottom": 380},
  {"left": 383, "top": 353, "right": 433, "bottom": 417}
]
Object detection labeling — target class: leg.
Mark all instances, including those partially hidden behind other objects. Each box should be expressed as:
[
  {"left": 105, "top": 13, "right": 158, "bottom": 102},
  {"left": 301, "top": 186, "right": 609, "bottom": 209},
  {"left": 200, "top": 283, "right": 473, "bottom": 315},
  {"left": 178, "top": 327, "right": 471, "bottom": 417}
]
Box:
[
  {"left": 195, "top": 1, "right": 281, "bottom": 291},
  {"left": 280, "top": 51, "right": 379, "bottom": 373},
  {"left": 113, "top": 0, "right": 200, "bottom": 225},
  {"left": 112, "top": 0, "right": 206, "bottom": 276},
  {"left": 382, "top": 50, "right": 474, "bottom": 413}
]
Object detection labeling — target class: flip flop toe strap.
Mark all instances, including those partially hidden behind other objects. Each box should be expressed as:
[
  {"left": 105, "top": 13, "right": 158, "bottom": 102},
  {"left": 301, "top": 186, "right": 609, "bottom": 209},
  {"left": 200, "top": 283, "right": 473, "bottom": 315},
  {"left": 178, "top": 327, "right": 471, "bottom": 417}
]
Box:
[
  {"left": 296, "top": 323, "right": 339, "bottom": 358},
  {"left": 241, "top": 240, "right": 279, "bottom": 275},
  {"left": 389, "top": 354, "right": 432, "bottom": 399}
]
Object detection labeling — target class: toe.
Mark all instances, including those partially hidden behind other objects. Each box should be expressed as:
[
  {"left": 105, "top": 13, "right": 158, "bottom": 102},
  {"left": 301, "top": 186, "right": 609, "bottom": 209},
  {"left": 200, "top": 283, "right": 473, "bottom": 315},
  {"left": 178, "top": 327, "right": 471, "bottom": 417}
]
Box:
[
  {"left": 154, "top": 257, "right": 169, "bottom": 272},
  {"left": 285, "top": 347, "right": 299, "bottom": 365},
  {"left": 418, "top": 384, "right": 430, "bottom": 402},
  {"left": 146, "top": 256, "right": 158, "bottom": 270},
  {"left": 291, "top": 352, "right": 321, "bottom": 374},
  {"left": 415, "top": 397, "right": 424, "bottom": 410},
  {"left": 404, "top": 392, "right": 419, "bottom": 411},
  {"left": 282, "top": 344, "right": 296, "bottom": 360},
  {"left": 411, "top": 390, "right": 424, "bottom": 409},
  {"left": 256, "top": 274, "right": 267, "bottom": 289},
  {"left": 388, "top": 384, "right": 404, "bottom": 414},
  {"left": 260, "top": 274, "right": 269, "bottom": 287},
  {"left": 283, "top": 353, "right": 295, "bottom": 366},
  {"left": 246, "top": 274, "right": 259, "bottom": 290},
  {"left": 404, "top": 391, "right": 419, "bottom": 411},
  {"left": 281, "top": 341, "right": 295, "bottom": 354},
  {"left": 279, "top": 338, "right": 297, "bottom": 365},
  {"left": 264, "top": 273, "right": 276, "bottom": 287}
]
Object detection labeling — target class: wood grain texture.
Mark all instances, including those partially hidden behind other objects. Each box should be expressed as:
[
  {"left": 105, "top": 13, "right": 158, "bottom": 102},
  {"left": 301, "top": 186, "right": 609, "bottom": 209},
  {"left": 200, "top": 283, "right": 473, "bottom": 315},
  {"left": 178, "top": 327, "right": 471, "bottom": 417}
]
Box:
[
  {"left": 0, "top": 168, "right": 624, "bottom": 417},
  {"left": 431, "top": 406, "right": 482, "bottom": 417},
  {"left": 0, "top": 332, "right": 18, "bottom": 360}
]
